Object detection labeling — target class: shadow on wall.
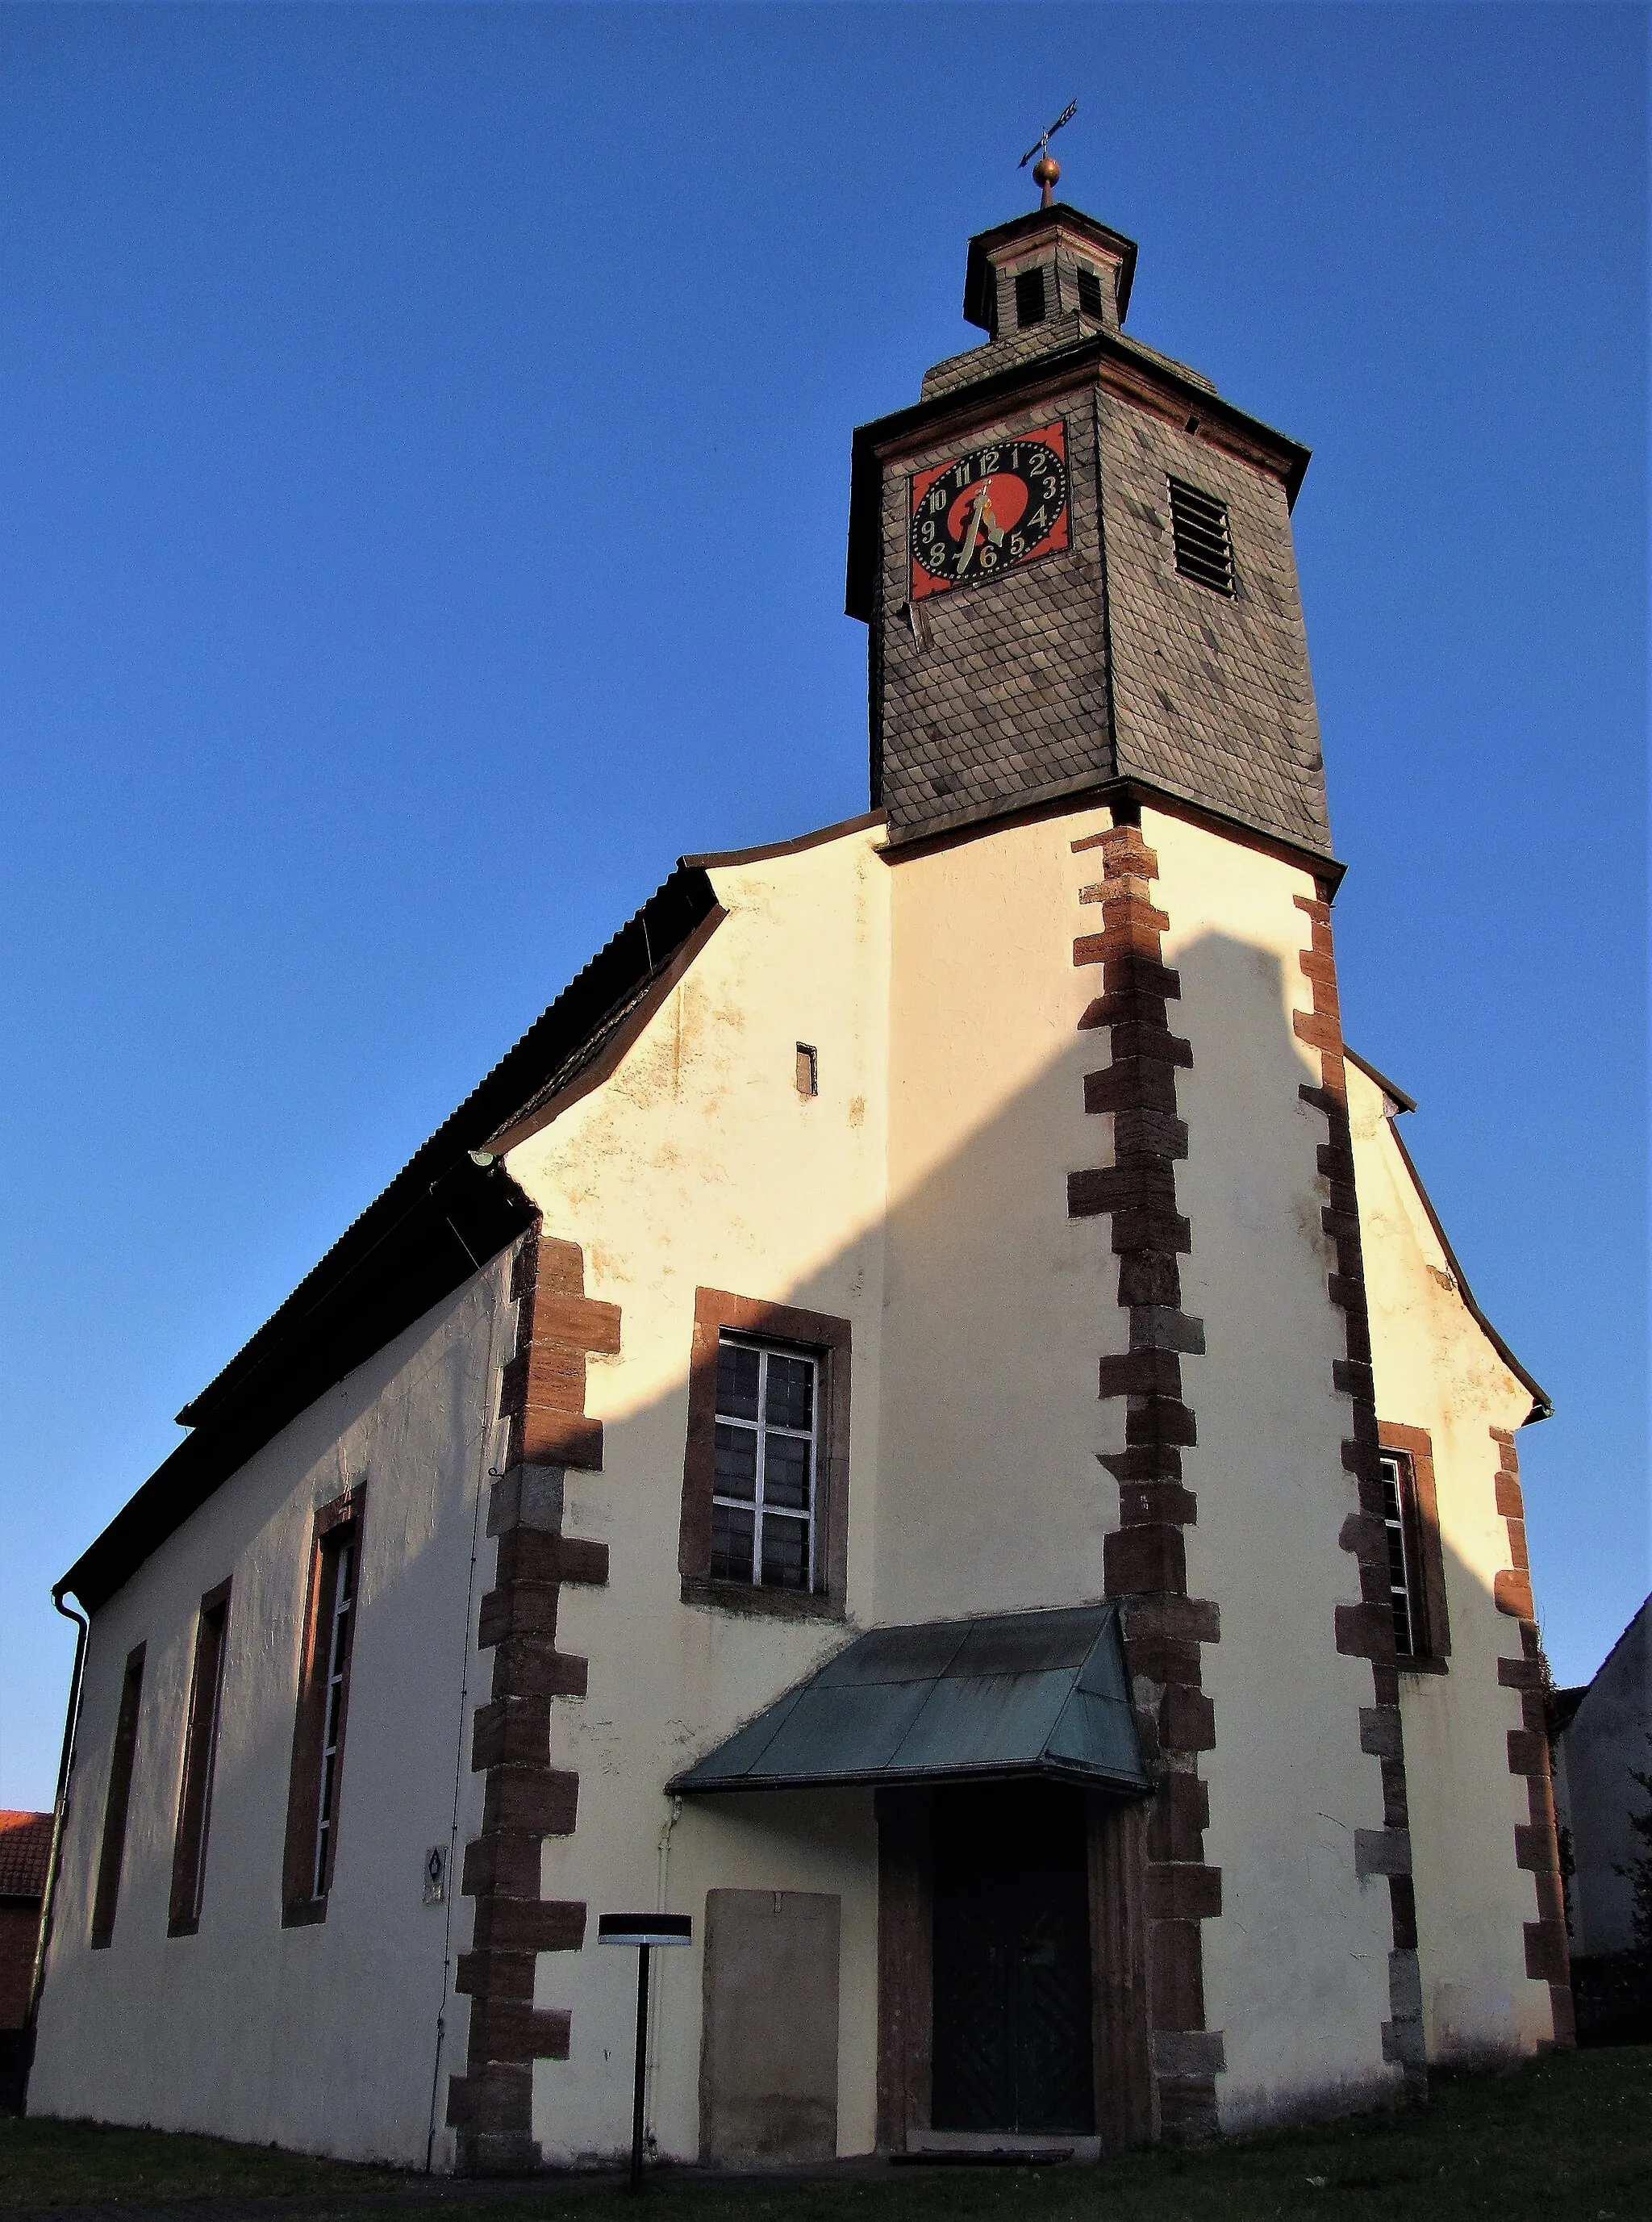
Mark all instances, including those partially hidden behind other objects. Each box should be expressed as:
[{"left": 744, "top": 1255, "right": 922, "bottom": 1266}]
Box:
[
  {"left": 459, "top": 912, "right": 1555, "bottom": 2152},
  {"left": 40, "top": 917, "right": 1553, "bottom": 2157}
]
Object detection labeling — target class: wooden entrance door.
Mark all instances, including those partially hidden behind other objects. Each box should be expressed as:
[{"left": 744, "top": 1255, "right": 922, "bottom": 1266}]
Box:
[{"left": 929, "top": 1782, "right": 1095, "bottom": 2135}]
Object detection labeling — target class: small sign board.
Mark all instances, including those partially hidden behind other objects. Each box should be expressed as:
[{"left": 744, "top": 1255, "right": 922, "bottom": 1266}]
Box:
[
  {"left": 598, "top": 1911, "right": 693, "bottom": 1948},
  {"left": 423, "top": 1846, "right": 448, "bottom": 1905}
]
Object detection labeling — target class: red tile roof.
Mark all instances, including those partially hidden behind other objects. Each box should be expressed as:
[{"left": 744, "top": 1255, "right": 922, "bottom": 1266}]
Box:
[{"left": 0, "top": 1811, "right": 52, "bottom": 1900}]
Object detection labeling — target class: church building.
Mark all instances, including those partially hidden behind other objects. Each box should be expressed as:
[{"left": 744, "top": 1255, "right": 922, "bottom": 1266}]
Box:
[{"left": 28, "top": 189, "right": 1569, "bottom": 2171}]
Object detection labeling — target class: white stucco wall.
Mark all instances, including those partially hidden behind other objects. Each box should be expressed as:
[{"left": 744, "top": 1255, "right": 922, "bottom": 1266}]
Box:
[
  {"left": 501, "top": 822, "right": 893, "bottom": 2162},
  {"left": 31, "top": 800, "right": 1558, "bottom": 2171},
  {"left": 1137, "top": 808, "right": 1400, "bottom": 2125},
  {"left": 500, "top": 799, "right": 1551, "bottom": 2161},
  {"left": 1350, "top": 1058, "right": 1555, "bottom": 2060},
  {"left": 29, "top": 1265, "right": 507, "bottom": 2163},
  {"left": 875, "top": 803, "right": 1131, "bottom": 1623}
]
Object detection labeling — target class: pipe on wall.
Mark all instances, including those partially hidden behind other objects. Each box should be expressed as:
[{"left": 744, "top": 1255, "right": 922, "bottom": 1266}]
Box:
[{"left": 29, "top": 1587, "right": 90, "bottom": 2029}]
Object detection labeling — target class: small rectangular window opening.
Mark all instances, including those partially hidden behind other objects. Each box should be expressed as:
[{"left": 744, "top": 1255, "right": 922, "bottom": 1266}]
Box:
[
  {"left": 1167, "top": 476, "right": 1235, "bottom": 596},
  {"left": 91, "top": 1645, "right": 145, "bottom": 1948},
  {"left": 1076, "top": 265, "right": 1105, "bottom": 320},
  {"left": 795, "top": 1043, "right": 818, "bottom": 1099},
  {"left": 168, "top": 1583, "right": 231, "bottom": 1936},
  {"left": 1379, "top": 1452, "right": 1417, "bottom": 1659},
  {"left": 711, "top": 1337, "right": 819, "bottom": 1593},
  {"left": 1014, "top": 267, "right": 1047, "bottom": 328}
]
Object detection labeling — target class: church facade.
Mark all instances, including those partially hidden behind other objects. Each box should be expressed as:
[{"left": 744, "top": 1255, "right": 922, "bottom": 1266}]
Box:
[{"left": 29, "top": 199, "right": 1568, "bottom": 2171}]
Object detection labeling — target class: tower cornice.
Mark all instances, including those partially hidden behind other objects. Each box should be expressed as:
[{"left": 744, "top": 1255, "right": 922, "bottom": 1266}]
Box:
[
  {"left": 963, "top": 203, "right": 1140, "bottom": 328},
  {"left": 845, "top": 331, "right": 1310, "bottom": 621}
]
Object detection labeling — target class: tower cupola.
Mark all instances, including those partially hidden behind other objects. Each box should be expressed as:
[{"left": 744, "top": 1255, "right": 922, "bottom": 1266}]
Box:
[{"left": 847, "top": 199, "right": 1329, "bottom": 865}]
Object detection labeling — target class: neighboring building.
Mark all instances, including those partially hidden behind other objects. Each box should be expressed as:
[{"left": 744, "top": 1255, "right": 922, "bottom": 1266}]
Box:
[
  {"left": 30, "top": 194, "right": 1569, "bottom": 2172},
  {"left": 1552, "top": 1598, "right": 1651, "bottom": 2044},
  {"left": 0, "top": 1811, "right": 51, "bottom": 2112}
]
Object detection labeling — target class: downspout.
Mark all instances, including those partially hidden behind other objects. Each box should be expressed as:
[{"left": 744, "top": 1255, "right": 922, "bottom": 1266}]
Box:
[{"left": 29, "top": 1587, "right": 90, "bottom": 2029}]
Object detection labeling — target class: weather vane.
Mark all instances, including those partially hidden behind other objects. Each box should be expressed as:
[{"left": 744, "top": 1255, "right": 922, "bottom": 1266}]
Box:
[{"left": 1019, "top": 99, "right": 1077, "bottom": 207}]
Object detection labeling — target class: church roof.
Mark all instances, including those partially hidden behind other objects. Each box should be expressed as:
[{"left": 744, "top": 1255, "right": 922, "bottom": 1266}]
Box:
[
  {"left": 0, "top": 1810, "right": 52, "bottom": 1901},
  {"left": 59, "top": 865, "right": 721, "bottom": 1614}
]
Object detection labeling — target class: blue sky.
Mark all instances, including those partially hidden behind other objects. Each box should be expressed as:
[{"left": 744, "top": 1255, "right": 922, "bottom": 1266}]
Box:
[{"left": 1, "top": 2, "right": 1645, "bottom": 1808}]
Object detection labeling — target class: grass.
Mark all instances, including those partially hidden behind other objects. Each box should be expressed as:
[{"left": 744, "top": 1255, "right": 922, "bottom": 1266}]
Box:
[
  {"left": 2, "top": 2048, "right": 1646, "bottom": 2220},
  {"left": 0, "top": 2115, "right": 406, "bottom": 2210}
]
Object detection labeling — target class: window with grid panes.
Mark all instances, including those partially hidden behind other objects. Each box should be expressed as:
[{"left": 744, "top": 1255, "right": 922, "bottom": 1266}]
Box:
[
  {"left": 1379, "top": 1451, "right": 1418, "bottom": 1659},
  {"left": 311, "top": 1528, "right": 357, "bottom": 1896},
  {"left": 711, "top": 1339, "right": 818, "bottom": 1589}
]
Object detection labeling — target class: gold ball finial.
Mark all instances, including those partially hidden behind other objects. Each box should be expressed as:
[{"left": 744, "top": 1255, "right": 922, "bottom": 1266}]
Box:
[{"left": 1032, "top": 152, "right": 1060, "bottom": 207}]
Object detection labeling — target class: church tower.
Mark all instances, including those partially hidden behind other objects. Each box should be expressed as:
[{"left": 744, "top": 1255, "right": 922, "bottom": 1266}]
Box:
[
  {"left": 848, "top": 200, "right": 1329, "bottom": 865},
  {"left": 845, "top": 195, "right": 1485, "bottom": 2145}
]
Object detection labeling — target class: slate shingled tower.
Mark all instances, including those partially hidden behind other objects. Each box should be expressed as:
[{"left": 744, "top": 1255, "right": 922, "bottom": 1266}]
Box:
[{"left": 847, "top": 203, "right": 1331, "bottom": 860}]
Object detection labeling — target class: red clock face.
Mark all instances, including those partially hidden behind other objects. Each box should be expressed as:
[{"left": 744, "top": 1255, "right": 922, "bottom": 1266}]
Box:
[{"left": 908, "top": 421, "right": 1070, "bottom": 602}]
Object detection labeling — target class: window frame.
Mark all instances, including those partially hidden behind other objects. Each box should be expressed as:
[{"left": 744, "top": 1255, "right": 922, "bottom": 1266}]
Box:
[
  {"left": 710, "top": 1337, "right": 822, "bottom": 1593},
  {"left": 680, "top": 1290, "right": 851, "bottom": 1619},
  {"left": 168, "top": 1579, "right": 232, "bottom": 1937},
  {"left": 281, "top": 1489, "right": 365, "bottom": 1925},
  {"left": 90, "top": 1644, "right": 145, "bottom": 1948},
  {"left": 1376, "top": 1423, "right": 1451, "bottom": 1673}
]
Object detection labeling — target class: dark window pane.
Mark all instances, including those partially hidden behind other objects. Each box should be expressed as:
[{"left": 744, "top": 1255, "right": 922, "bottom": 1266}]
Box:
[
  {"left": 1015, "top": 268, "right": 1046, "bottom": 328},
  {"left": 766, "top": 1355, "right": 814, "bottom": 1432},
  {"left": 714, "top": 1422, "right": 757, "bottom": 1502},
  {"left": 716, "top": 1342, "right": 760, "bottom": 1421},
  {"left": 764, "top": 1431, "right": 811, "bottom": 1511},
  {"left": 711, "top": 1503, "right": 755, "bottom": 1584},
  {"left": 761, "top": 1511, "right": 810, "bottom": 1589},
  {"left": 1381, "top": 1459, "right": 1414, "bottom": 1656}
]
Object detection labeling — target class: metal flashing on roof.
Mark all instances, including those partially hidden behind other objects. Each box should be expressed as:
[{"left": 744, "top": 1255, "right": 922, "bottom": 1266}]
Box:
[{"left": 667, "top": 1604, "right": 1148, "bottom": 1797}]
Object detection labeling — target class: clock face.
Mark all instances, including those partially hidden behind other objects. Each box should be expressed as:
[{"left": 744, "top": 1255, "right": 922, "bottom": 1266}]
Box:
[{"left": 908, "top": 422, "right": 1070, "bottom": 602}]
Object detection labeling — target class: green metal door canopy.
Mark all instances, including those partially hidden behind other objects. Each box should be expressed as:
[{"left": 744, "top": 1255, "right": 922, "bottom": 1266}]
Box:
[{"left": 667, "top": 1603, "right": 1148, "bottom": 1797}]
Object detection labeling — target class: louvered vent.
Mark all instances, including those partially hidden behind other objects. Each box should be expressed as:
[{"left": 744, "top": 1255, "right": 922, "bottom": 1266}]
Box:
[
  {"left": 1014, "top": 267, "right": 1047, "bottom": 328},
  {"left": 1167, "top": 477, "right": 1234, "bottom": 595},
  {"left": 1076, "top": 265, "right": 1105, "bottom": 320}
]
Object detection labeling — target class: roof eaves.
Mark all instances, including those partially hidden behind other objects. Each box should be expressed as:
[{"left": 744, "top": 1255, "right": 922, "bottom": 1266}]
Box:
[
  {"left": 60, "top": 862, "right": 720, "bottom": 1613},
  {"left": 1344, "top": 1045, "right": 1418, "bottom": 1115},
  {"left": 176, "top": 862, "right": 717, "bottom": 1431},
  {"left": 1382, "top": 1109, "right": 1553, "bottom": 1425}
]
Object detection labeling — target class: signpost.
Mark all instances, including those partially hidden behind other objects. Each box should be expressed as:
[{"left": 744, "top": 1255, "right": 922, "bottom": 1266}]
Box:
[{"left": 597, "top": 1911, "right": 694, "bottom": 2191}]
